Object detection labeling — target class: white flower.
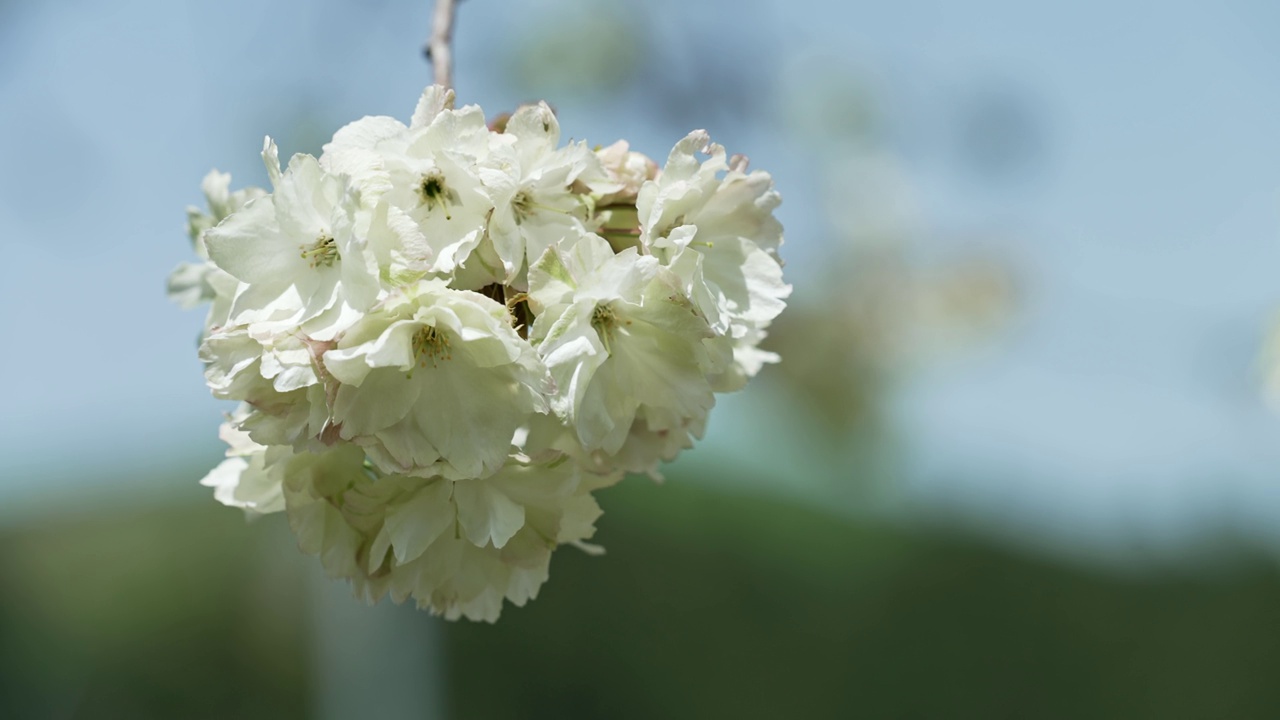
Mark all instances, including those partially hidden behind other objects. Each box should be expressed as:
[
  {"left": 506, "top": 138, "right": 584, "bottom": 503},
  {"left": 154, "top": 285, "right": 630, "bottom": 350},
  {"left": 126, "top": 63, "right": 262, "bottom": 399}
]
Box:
[
  {"left": 374, "top": 459, "right": 608, "bottom": 621},
  {"left": 168, "top": 170, "right": 266, "bottom": 314},
  {"left": 481, "top": 102, "right": 603, "bottom": 283},
  {"left": 175, "top": 84, "right": 789, "bottom": 622},
  {"left": 713, "top": 324, "right": 781, "bottom": 393},
  {"left": 188, "top": 169, "right": 269, "bottom": 243},
  {"left": 321, "top": 86, "right": 496, "bottom": 276},
  {"left": 323, "top": 279, "right": 552, "bottom": 480},
  {"left": 198, "top": 327, "right": 332, "bottom": 448},
  {"left": 279, "top": 443, "right": 374, "bottom": 582},
  {"left": 205, "top": 143, "right": 382, "bottom": 341},
  {"left": 200, "top": 418, "right": 286, "bottom": 515},
  {"left": 281, "top": 444, "right": 611, "bottom": 622},
  {"left": 637, "top": 131, "right": 790, "bottom": 380},
  {"left": 528, "top": 232, "right": 721, "bottom": 463},
  {"left": 522, "top": 409, "right": 705, "bottom": 480},
  {"left": 612, "top": 413, "right": 708, "bottom": 479},
  {"left": 591, "top": 139, "right": 657, "bottom": 206}
]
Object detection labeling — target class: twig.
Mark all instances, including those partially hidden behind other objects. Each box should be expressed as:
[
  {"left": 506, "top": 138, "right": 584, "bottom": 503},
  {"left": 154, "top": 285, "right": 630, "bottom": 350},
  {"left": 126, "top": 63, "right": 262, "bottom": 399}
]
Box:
[{"left": 424, "top": 0, "right": 459, "bottom": 89}]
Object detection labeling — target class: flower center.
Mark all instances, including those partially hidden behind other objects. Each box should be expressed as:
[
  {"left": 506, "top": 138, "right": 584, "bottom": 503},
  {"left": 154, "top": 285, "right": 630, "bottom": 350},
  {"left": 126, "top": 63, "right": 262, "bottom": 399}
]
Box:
[
  {"left": 411, "top": 325, "right": 452, "bottom": 368},
  {"left": 655, "top": 214, "right": 686, "bottom": 241},
  {"left": 417, "top": 171, "right": 460, "bottom": 220},
  {"left": 300, "top": 233, "right": 339, "bottom": 268},
  {"left": 591, "top": 303, "right": 620, "bottom": 354},
  {"left": 590, "top": 304, "right": 616, "bottom": 333},
  {"left": 511, "top": 190, "right": 535, "bottom": 225}
]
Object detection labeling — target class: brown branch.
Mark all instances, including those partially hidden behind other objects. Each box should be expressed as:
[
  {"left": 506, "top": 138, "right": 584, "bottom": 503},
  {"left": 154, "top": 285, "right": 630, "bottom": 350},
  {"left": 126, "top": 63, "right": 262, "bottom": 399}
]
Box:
[{"left": 424, "top": 0, "right": 459, "bottom": 89}]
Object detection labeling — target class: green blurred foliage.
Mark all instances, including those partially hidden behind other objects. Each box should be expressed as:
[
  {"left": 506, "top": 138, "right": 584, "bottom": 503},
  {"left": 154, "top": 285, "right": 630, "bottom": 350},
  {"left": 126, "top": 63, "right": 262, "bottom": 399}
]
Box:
[
  {"left": 0, "top": 502, "right": 308, "bottom": 719},
  {"left": 3, "top": 466, "right": 1279, "bottom": 718},
  {"left": 448, "top": 475, "right": 1280, "bottom": 719}
]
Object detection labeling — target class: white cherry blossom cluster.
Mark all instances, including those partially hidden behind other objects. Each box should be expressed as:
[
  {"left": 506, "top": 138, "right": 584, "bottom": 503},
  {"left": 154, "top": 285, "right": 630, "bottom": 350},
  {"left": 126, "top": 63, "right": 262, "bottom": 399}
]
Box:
[{"left": 171, "top": 86, "right": 789, "bottom": 621}]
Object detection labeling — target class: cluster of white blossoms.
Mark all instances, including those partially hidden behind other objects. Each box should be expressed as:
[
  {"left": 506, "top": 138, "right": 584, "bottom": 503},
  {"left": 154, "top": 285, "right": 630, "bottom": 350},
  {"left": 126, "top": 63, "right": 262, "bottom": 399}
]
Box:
[{"left": 170, "top": 86, "right": 789, "bottom": 621}]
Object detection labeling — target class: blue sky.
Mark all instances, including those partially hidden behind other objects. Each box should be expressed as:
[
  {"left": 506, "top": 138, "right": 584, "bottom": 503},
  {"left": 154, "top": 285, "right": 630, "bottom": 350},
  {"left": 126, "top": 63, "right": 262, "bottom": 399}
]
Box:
[{"left": 4, "top": 0, "right": 1280, "bottom": 555}]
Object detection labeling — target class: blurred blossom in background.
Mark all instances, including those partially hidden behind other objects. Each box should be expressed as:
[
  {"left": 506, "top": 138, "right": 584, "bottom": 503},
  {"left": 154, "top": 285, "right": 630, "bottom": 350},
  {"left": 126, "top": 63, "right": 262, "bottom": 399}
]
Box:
[{"left": 4, "top": 0, "right": 1280, "bottom": 717}]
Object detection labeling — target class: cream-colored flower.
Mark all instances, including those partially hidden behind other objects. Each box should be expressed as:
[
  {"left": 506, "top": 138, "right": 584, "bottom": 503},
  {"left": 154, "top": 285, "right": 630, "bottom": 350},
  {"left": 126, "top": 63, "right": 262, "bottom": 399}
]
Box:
[
  {"left": 175, "top": 85, "right": 790, "bottom": 621},
  {"left": 323, "top": 279, "right": 551, "bottom": 480},
  {"left": 528, "top": 233, "right": 721, "bottom": 466},
  {"left": 282, "top": 444, "right": 610, "bottom": 622},
  {"left": 638, "top": 131, "right": 790, "bottom": 381},
  {"left": 199, "top": 416, "right": 286, "bottom": 515}
]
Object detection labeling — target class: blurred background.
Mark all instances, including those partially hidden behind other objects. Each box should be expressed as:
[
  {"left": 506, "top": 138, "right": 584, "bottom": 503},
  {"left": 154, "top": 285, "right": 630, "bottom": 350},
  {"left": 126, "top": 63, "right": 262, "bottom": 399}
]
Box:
[{"left": 4, "top": 0, "right": 1280, "bottom": 716}]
